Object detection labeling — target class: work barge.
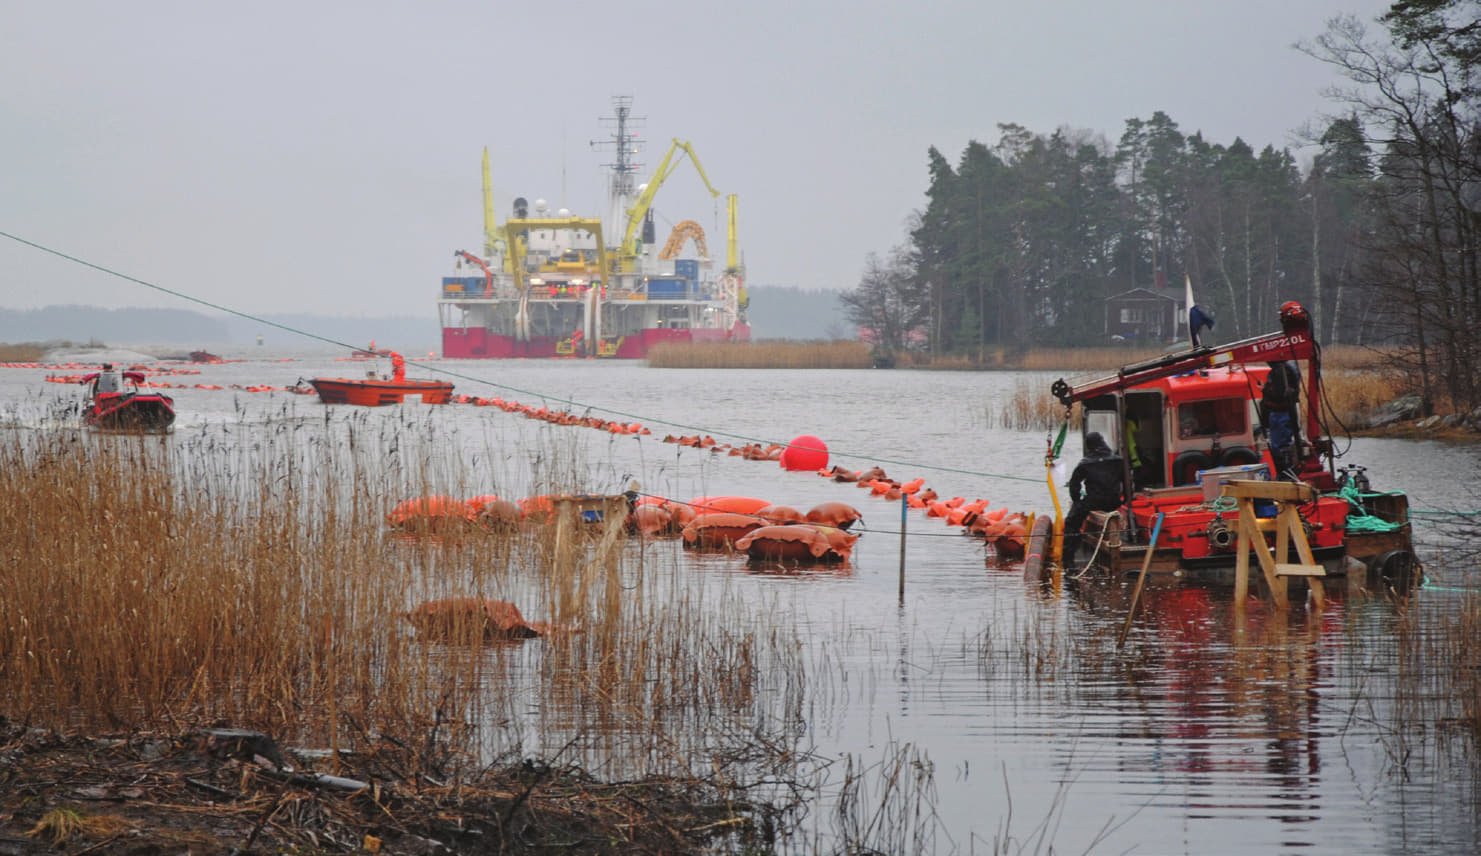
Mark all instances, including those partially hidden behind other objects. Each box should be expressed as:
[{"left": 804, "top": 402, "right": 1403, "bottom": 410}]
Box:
[{"left": 1049, "top": 300, "right": 1418, "bottom": 595}]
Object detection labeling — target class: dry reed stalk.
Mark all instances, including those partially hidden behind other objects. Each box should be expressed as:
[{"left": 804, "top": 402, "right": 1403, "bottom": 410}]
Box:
[
  {"left": 0, "top": 343, "right": 48, "bottom": 362},
  {"left": 646, "top": 340, "right": 871, "bottom": 369},
  {"left": 1013, "top": 346, "right": 1164, "bottom": 372},
  {"left": 0, "top": 421, "right": 812, "bottom": 785},
  {"left": 995, "top": 378, "right": 1077, "bottom": 431},
  {"left": 1320, "top": 369, "right": 1404, "bottom": 426}
]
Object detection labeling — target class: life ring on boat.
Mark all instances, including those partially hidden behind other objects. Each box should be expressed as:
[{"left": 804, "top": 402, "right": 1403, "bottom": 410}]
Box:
[
  {"left": 1171, "top": 451, "right": 1216, "bottom": 486},
  {"left": 1219, "top": 446, "right": 1262, "bottom": 468}
]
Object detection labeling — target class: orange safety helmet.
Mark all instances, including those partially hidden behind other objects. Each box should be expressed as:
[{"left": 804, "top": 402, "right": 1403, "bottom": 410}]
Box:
[{"left": 1279, "top": 301, "right": 1310, "bottom": 334}]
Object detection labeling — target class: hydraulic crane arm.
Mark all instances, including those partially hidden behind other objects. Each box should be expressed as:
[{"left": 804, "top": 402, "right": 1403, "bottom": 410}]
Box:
[
  {"left": 619, "top": 138, "right": 721, "bottom": 265},
  {"left": 1051, "top": 301, "right": 1325, "bottom": 474},
  {"left": 454, "top": 250, "right": 495, "bottom": 298},
  {"left": 481, "top": 148, "right": 502, "bottom": 259},
  {"left": 1051, "top": 327, "right": 1315, "bottom": 407},
  {"left": 725, "top": 193, "right": 739, "bottom": 274}
]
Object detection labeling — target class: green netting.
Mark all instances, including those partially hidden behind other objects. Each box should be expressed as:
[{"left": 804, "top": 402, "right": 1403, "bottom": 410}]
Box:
[
  {"left": 1050, "top": 420, "right": 1068, "bottom": 461},
  {"left": 1334, "top": 485, "right": 1405, "bottom": 533}
]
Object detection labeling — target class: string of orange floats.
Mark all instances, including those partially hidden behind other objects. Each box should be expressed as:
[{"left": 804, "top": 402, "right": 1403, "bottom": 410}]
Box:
[
  {"left": 30, "top": 362, "right": 1031, "bottom": 559},
  {"left": 450, "top": 394, "right": 652, "bottom": 434},
  {"left": 385, "top": 491, "right": 865, "bottom": 567}
]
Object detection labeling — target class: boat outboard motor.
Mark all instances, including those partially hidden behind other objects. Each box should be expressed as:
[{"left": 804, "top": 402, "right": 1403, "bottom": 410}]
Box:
[{"left": 513, "top": 197, "right": 529, "bottom": 219}]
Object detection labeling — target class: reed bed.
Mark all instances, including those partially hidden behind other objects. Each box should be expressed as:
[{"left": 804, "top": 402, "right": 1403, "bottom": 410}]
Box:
[
  {"left": 1009, "top": 346, "right": 1164, "bottom": 372},
  {"left": 1381, "top": 589, "right": 1481, "bottom": 755},
  {"left": 1321, "top": 368, "right": 1405, "bottom": 427},
  {"left": 0, "top": 342, "right": 50, "bottom": 362},
  {"left": 647, "top": 339, "right": 872, "bottom": 369},
  {"left": 0, "top": 420, "right": 810, "bottom": 785}
]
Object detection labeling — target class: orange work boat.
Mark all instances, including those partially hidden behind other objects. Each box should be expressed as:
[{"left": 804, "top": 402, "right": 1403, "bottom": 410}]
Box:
[
  {"left": 308, "top": 377, "right": 453, "bottom": 406},
  {"left": 309, "top": 350, "right": 452, "bottom": 406}
]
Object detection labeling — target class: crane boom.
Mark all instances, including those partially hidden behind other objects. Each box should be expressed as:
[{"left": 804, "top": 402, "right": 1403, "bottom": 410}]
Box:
[
  {"left": 454, "top": 250, "right": 495, "bottom": 298},
  {"left": 481, "top": 148, "right": 501, "bottom": 258},
  {"left": 725, "top": 193, "right": 739, "bottom": 274},
  {"left": 1051, "top": 328, "right": 1315, "bottom": 407},
  {"left": 618, "top": 138, "right": 722, "bottom": 271},
  {"left": 1051, "top": 301, "right": 1326, "bottom": 476}
]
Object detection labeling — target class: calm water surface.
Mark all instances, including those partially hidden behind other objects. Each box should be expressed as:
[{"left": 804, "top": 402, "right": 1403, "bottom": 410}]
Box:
[{"left": 6, "top": 353, "right": 1480, "bottom": 854}]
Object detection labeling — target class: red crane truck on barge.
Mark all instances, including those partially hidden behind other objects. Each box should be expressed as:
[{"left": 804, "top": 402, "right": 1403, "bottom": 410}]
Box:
[{"left": 1050, "top": 300, "right": 1418, "bottom": 592}]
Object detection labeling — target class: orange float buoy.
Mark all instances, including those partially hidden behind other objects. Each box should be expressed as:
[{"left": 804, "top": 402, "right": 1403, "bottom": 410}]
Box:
[
  {"left": 805, "top": 501, "right": 863, "bottom": 530},
  {"left": 629, "top": 505, "right": 674, "bottom": 537},
  {"left": 464, "top": 494, "right": 502, "bottom": 513},
  {"left": 476, "top": 499, "right": 522, "bottom": 529},
  {"left": 689, "top": 495, "right": 771, "bottom": 516},
  {"left": 681, "top": 512, "right": 766, "bottom": 549},
  {"left": 387, "top": 495, "right": 472, "bottom": 531},
  {"left": 757, "top": 504, "right": 806, "bottom": 524},
  {"left": 668, "top": 501, "right": 697, "bottom": 530},
  {"left": 517, "top": 495, "right": 557, "bottom": 523},
  {"left": 734, "top": 524, "right": 858, "bottom": 564},
  {"left": 404, "top": 597, "right": 543, "bottom": 642},
  {"left": 779, "top": 434, "right": 828, "bottom": 471}
]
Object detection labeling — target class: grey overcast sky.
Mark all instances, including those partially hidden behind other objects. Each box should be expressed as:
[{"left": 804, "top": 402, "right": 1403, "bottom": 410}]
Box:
[{"left": 1, "top": 0, "right": 1393, "bottom": 318}]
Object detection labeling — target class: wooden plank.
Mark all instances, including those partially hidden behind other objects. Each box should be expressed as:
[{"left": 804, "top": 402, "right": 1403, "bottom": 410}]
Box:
[
  {"left": 1237, "top": 500, "right": 1285, "bottom": 606},
  {"left": 1275, "top": 562, "right": 1327, "bottom": 577},
  {"left": 1222, "top": 480, "right": 1316, "bottom": 502},
  {"left": 1234, "top": 500, "right": 1251, "bottom": 603}
]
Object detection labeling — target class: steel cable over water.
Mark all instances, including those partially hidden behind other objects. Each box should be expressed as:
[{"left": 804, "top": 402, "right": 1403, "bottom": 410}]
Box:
[
  {"left": 2, "top": 229, "right": 1043, "bottom": 485},
  {"left": 9, "top": 228, "right": 1477, "bottom": 511}
]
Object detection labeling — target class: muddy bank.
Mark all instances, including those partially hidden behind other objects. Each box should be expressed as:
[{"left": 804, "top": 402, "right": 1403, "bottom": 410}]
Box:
[{"left": 0, "top": 720, "right": 782, "bottom": 855}]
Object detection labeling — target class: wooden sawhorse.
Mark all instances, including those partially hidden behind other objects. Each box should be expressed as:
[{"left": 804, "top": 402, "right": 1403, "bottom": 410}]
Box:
[{"left": 1223, "top": 479, "right": 1326, "bottom": 610}]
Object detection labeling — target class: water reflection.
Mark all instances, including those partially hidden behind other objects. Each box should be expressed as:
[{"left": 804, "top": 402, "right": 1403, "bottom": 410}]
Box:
[{"left": 3, "top": 356, "right": 1479, "bottom": 853}]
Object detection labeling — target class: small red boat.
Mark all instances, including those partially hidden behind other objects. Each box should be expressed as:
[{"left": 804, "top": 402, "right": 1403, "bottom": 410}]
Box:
[
  {"left": 308, "top": 351, "right": 452, "bottom": 406},
  {"left": 79, "top": 368, "right": 175, "bottom": 432},
  {"left": 307, "top": 377, "right": 454, "bottom": 406}
]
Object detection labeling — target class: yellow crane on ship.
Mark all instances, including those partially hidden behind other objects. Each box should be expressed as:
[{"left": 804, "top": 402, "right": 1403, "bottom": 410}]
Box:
[
  {"left": 481, "top": 147, "right": 502, "bottom": 260},
  {"left": 618, "top": 138, "right": 740, "bottom": 277}
]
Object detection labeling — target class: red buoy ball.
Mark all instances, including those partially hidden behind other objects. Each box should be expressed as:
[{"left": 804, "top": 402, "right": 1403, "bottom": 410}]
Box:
[{"left": 779, "top": 434, "right": 829, "bottom": 471}]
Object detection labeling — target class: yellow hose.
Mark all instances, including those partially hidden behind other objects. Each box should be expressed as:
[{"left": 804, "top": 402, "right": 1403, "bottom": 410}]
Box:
[{"left": 1046, "top": 454, "right": 1064, "bottom": 564}]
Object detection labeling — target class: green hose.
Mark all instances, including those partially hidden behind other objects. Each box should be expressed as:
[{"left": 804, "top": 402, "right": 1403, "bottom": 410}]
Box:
[{"left": 1334, "top": 485, "right": 1404, "bottom": 533}]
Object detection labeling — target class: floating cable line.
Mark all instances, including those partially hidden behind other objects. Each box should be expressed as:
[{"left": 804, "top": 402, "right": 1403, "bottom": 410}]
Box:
[{"left": 0, "top": 231, "right": 1089, "bottom": 485}]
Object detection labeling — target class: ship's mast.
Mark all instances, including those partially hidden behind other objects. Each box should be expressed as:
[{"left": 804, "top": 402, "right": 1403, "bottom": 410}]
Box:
[{"left": 592, "top": 96, "right": 644, "bottom": 252}]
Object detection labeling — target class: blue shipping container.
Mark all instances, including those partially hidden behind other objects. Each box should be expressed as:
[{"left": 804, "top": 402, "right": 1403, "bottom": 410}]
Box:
[
  {"left": 647, "top": 278, "right": 688, "bottom": 299},
  {"left": 675, "top": 259, "right": 700, "bottom": 280},
  {"left": 442, "top": 276, "right": 486, "bottom": 293}
]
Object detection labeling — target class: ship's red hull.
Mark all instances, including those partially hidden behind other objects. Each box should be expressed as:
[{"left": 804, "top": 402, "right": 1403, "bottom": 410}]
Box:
[{"left": 441, "top": 323, "right": 751, "bottom": 359}]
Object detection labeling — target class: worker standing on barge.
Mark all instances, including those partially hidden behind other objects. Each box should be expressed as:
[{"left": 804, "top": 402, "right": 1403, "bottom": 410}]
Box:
[{"left": 1062, "top": 432, "right": 1126, "bottom": 569}]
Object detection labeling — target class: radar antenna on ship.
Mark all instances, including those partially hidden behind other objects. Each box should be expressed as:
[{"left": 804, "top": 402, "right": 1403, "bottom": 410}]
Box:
[{"left": 591, "top": 96, "right": 645, "bottom": 248}]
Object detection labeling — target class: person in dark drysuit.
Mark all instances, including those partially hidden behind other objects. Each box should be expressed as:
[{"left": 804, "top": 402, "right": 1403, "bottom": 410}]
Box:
[
  {"left": 1062, "top": 431, "right": 1126, "bottom": 568},
  {"left": 1259, "top": 360, "right": 1301, "bottom": 477}
]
